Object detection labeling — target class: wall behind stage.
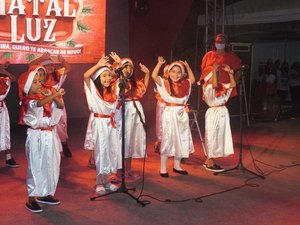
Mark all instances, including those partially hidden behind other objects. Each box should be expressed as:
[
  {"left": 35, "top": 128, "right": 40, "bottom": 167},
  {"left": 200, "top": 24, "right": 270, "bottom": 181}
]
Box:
[{"left": 5, "top": 0, "right": 129, "bottom": 124}]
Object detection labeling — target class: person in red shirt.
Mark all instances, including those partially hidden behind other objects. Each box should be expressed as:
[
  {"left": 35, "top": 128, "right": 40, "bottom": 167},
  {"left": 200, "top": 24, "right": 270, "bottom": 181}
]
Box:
[{"left": 201, "top": 33, "right": 242, "bottom": 97}]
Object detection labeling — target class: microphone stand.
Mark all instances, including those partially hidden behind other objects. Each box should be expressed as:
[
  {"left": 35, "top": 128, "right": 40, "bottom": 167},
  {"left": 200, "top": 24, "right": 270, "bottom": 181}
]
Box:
[
  {"left": 90, "top": 71, "right": 146, "bottom": 206},
  {"left": 214, "top": 68, "right": 265, "bottom": 179}
]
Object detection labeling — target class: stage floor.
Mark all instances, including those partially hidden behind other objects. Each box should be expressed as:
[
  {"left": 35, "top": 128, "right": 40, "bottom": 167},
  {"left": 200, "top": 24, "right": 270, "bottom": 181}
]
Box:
[{"left": 1, "top": 116, "right": 300, "bottom": 225}]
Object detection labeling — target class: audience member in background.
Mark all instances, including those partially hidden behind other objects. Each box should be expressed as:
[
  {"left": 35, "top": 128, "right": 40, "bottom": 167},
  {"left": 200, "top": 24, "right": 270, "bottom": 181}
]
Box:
[
  {"left": 289, "top": 62, "right": 300, "bottom": 117},
  {"left": 277, "top": 61, "right": 289, "bottom": 106}
]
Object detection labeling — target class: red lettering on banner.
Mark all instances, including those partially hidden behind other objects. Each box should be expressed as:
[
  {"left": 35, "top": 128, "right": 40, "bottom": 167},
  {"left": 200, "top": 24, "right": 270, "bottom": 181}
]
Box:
[
  {"left": 0, "top": 0, "right": 82, "bottom": 43},
  {"left": 0, "top": 41, "right": 83, "bottom": 55},
  {"left": 0, "top": 0, "right": 106, "bottom": 64}
]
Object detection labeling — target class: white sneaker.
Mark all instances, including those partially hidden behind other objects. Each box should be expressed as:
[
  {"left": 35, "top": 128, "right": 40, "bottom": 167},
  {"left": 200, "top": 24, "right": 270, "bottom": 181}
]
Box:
[
  {"left": 104, "top": 182, "right": 118, "bottom": 191},
  {"left": 95, "top": 184, "right": 106, "bottom": 194}
]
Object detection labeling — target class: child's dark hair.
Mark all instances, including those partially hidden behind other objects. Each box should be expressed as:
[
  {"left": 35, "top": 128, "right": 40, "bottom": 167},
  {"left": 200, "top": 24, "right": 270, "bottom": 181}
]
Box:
[
  {"left": 93, "top": 76, "right": 111, "bottom": 97},
  {"left": 122, "top": 63, "right": 138, "bottom": 91},
  {"left": 167, "top": 77, "right": 177, "bottom": 97},
  {"left": 52, "top": 69, "right": 60, "bottom": 83},
  {"left": 127, "top": 75, "right": 137, "bottom": 91}
]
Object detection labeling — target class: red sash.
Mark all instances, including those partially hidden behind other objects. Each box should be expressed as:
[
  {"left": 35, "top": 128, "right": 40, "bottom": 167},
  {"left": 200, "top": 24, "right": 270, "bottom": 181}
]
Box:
[
  {"left": 94, "top": 112, "right": 116, "bottom": 128},
  {"left": 165, "top": 102, "right": 190, "bottom": 112}
]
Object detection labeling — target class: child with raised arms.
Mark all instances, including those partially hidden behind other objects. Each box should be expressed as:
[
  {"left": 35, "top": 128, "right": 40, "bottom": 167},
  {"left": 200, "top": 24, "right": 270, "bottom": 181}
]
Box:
[
  {"left": 110, "top": 52, "right": 150, "bottom": 179},
  {"left": 200, "top": 63, "right": 236, "bottom": 172},
  {"left": 83, "top": 56, "right": 122, "bottom": 194},
  {"left": 152, "top": 56, "right": 195, "bottom": 177}
]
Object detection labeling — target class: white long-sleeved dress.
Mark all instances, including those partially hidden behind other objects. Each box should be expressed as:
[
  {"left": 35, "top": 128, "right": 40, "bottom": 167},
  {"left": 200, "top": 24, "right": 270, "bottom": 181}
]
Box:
[
  {"left": 115, "top": 79, "right": 147, "bottom": 159},
  {"left": 0, "top": 77, "right": 11, "bottom": 151},
  {"left": 83, "top": 113, "right": 94, "bottom": 151},
  {"left": 84, "top": 81, "right": 122, "bottom": 175},
  {"left": 155, "top": 90, "right": 166, "bottom": 142},
  {"left": 23, "top": 97, "right": 63, "bottom": 197},
  {"left": 155, "top": 77, "right": 194, "bottom": 158},
  {"left": 202, "top": 83, "right": 234, "bottom": 158}
]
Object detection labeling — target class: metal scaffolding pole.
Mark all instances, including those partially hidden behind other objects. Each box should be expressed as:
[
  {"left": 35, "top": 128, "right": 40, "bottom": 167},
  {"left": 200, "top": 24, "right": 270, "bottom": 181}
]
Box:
[{"left": 204, "top": 0, "right": 225, "bottom": 53}]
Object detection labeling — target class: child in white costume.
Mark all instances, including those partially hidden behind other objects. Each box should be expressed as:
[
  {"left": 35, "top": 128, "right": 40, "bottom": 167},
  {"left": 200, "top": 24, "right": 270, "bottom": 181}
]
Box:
[
  {"left": 18, "top": 66, "right": 65, "bottom": 213},
  {"left": 83, "top": 56, "right": 122, "bottom": 194},
  {"left": 0, "top": 62, "right": 19, "bottom": 168},
  {"left": 110, "top": 52, "right": 150, "bottom": 178},
  {"left": 29, "top": 52, "right": 72, "bottom": 158},
  {"left": 152, "top": 56, "right": 195, "bottom": 177},
  {"left": 200, "top": 64, "right": 236, "bottom": 172},
  {"left": 83, "top": 112, "right": 119, "bottom": 183},
  {"left": 154, "top": 65, "right": 169, "bottom": 154}
]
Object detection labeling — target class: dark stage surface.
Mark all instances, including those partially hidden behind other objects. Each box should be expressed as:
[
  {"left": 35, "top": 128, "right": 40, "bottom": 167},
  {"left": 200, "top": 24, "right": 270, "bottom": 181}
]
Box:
[{"left": 0, "top": 116, "right": 300, "bottom": 225}]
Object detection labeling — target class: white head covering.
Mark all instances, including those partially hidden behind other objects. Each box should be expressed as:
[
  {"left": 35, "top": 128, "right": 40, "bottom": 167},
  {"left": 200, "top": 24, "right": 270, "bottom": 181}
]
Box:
[
  {"left": 120, "top": 58, "right": 134, "bottom": 67},
  {"left": 23, "top": 71, "right": 36, "bottom": 94},
  {"left": 168, "top": 61, "right": 185, "bottom": 74},
  {"left": 92, "top": 67, "right": 112, "bottom": 81},
  {"left": 40, "top": 59, "right": 54, "bottom": 66}
]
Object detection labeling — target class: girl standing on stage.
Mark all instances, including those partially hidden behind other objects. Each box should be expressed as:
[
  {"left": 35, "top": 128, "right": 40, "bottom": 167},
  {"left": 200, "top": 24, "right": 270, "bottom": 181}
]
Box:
[
  {"left": 0, "top": 62, "right": 19, "bottom": 168},
  {"left": 83, "top": 56, "right": 121, "bottom": 194},
  {"left": 29, "top": 53, "right": 72, "bottom": 158},
  {"left": 18, "top": 67, "right": 65, "bottom": 213},
  {"left": 200, "top": 63, "right": 236, "bottom": 172},
  {"left": 154, "top": 64, "right": 169, "bottom": 154},
  {"left": 152, "top": 56, "right": 195, "bottom": 177},
  {"left": 110, "top": 52, "right": 150, "bottom": 178}
]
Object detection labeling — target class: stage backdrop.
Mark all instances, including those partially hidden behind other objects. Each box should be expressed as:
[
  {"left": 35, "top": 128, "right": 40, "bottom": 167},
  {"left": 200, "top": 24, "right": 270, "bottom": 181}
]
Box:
[{"left": 0, "top": 0, "right": 106, "bottom": 64}]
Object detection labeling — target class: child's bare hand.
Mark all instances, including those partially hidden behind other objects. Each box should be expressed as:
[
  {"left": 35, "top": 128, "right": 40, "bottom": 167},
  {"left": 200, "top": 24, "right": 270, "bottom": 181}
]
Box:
[
  {"left": 109, "top": 52, "right": 121, "bottom": 63},
  {"left": 57, "top": 88, "right": 66, "bottom": 96},
  {"left": 96, "top": 56, "right": 110, "bottom": 67},
  {"left": 139, "top": 63, "right": 149, "bottom": 74},
  {"left": 158, "top": 56, "right": 165, "bottom": 65},
  {"left": 42, "top": 52, "right": 51, "bottom": 60},
  {"left": 57, "top": 54, "right": 65, "bottom": 62},
  {"left": 221, "top": 64, "right": 231, "bottom": 72},
  {"left": 180, "top": 60, "right": 190, "bottom": 69},
  {"left": 42, "top": 89, "right": 52, "bottom": 96}
]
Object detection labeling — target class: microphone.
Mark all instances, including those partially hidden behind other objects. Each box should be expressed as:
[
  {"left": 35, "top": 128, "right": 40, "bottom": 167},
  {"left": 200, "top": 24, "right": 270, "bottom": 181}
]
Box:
[
  {"left": 234, "top": 65, "right": 248, "bottom": 73},
  {"left": 112, "top": 66, "right": 126, "bottom": 77},
  {"left": 114, "top": 66, "right": 124, "bottom": 74}
]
